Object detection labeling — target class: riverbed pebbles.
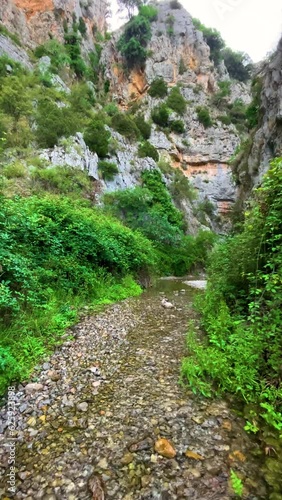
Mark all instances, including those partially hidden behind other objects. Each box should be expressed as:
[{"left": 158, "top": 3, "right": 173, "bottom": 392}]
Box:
[{"left": 0, "top": 280, "right": 268, "bottom": 499}]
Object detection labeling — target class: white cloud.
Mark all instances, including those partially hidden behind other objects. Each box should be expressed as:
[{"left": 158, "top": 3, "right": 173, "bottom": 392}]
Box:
[{"left": 109, "top": 0, "right": 282, "bottom": 62}]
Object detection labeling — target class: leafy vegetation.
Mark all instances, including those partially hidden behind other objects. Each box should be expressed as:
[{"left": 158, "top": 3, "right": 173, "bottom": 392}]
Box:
[
  {"left": 134, "top": 114, "right": 151, "bottom": 139},
  {"left": 196, "top": 106, "right": 213, "bottom": 128},
  {"left": 182, "top": 158, "right": 282, "bottom": 433},
  {"left": 117, "top": 12, "right": 152, "bottom": 67},
  {"left": 151, "top": 104, "right": 170, "bottom": 127},
  {"left": 0, "top": 195, "right": 158, "bottom": 393},
  {"left": 111, "top": 113, "right": 140, "bottom": 140},
  {"left": 166, "top": 86, "right": 186, "bottom": 115},
  {"left": 138, "top": 141, "right": 159, "bottom": 162},
  {"left": 192, "top": 18, "right": 252, "bottom": 81},
  {"left": 149, "top": 78, "right": 168, "bottom": 98},
  {"left": 98, "top": 160, "right": 119, "bottom": 180},
  {"left": 84, "top": 119, "right": 111, "bottom": 157},
  {"left": 170, "top": 119, "right": 185, "bottom": 133}
]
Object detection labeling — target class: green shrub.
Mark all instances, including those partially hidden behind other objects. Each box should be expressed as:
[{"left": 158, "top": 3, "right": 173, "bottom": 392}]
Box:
[
  {"left": 0, "top": 56, "right": 25, "bottom": 78},
  {"left": 3, "top": 161, "right": 26, "bottom": 179},
  {"left": 111, "top": 113, "right": 140, "bottom": 140},
  {"left": 246, "top": 77, "right": 263, "bottom": 129},
  {"left": 64, "top": 30, "right": 87, "bottom": 77},
  {"left": 34, "top": 40, "right": 71, "bottom": 72},
  {"left": 104, "top": 102, "right": 119, "bottom": 116},
  {"left": 138, "top": 141, "right": 159, "bottom": 162},
  {"left": 218, "top": 115, "right": 231, "bottom": 125},
  {"left": 196, "top": 106, "right": 213, "bottom": 127},
  {"left": 98, "top": 160, "right": 119, "bottom": 180},
  {"left": 138, "top": 5, "right": 158, "bottom": 21},
  {"left": 117, "top": 14, "right": 152, "bottom": 67},
  {"left": 148, "top": 78, "right": 168, "bottom": 98},
  {"left": 78, "top": 17, "right": 87, "bottom": 37},
  {"left": 134, "top": 114, "right": 151, "bottom": 139},
  {"left": 151, "top": 104, "right": 170, "bottom": 127},
  {"left": 35, "top": 98, "right": 79, "bottom": 148},
  {"left": 169, "top": 169, "right": 196, "bottom": 203},
  {"left": 223, "top": 48, "right": 252, "bottom": 82},
  {"left": 0, "top": 194, "right": 157, "bottom": 393},
  {"left": 32, "top": 165, "right": 92, "bottom": 195},
  {"left": 84, "top": 119, "right": 111, "bottom": 157},
  {"left": 166, "top": 87, "right": 186, "bottom": 115},
  {"left": 170, "top": 119, "right": 185, "bottom": 133},
  {"left": 182, "top": 158, "right": 282, "bottom": 432}
]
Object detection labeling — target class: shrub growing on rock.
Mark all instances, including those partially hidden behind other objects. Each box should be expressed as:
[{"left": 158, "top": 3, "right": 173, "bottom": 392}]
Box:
[
  {"left": 166, "top": 87, "right": 186, "bottom": 115},
  {"left": 84, "top": 119, "right": 111, "bottom": 157},
  {"left": 170, "top": 119, "right": 185, "bottom": 133},
  {"left": 196, "top": 106, "right": 213, "bottom": 128},
  {"left": 148, "top": 78, "right": 168, "bottom": 98},
  {"left": 134, "top": 115, "right": 151, "bottom": 139},
  {"left": 138, "top": 141, "right": 159, "bottom": 162},
  {"left": 151, "top": 104, "right": 170, "bottom": 127},
  {"left": 98, "top": 160, "right": 119, "bottom": 181},
  {"left": 111, "top": 113, "right": 140, "bottom": 140}
]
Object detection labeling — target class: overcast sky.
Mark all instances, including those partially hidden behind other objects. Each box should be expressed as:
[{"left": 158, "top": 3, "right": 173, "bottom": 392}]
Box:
[{"left": 109, "top": 0, "right": 282, "bottom": 62}]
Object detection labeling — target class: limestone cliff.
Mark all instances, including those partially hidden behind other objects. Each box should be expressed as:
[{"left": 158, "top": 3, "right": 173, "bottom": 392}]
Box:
[
  {"left": 0, "top": 0, "right": 109, "bottom": 49},
  {"left": 234, "top": 36, "right": 282, "bottom": 199},
  {"left": 101, "top": 1, "right": 251, "bottom": 228}
]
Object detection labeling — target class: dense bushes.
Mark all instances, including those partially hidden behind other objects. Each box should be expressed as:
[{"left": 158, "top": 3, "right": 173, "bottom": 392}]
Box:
[
  {"left": 196, "top": 106, "right": 213, "bottom": 127},
  {"left": 193, "top": 18, "right": 252, "bottom": 81},
  {"left": 117, "top": 14, "right": 152, "bottom": 67},
  {"left": 111, "top": 113, "right": 140, "bottom": 140},
  {"left": 134, "top": 114, "right": 151, "bottom": 139},
  {"left": 182, "top": 158, "right": 282, "bottom": 432},
  {"left": 98, "top": 160, "right": 119, "bottom": 180},
  {"left": 84, "top": 119, "right": 111, "bottom": 157},
  {"left": 149, "top": 78, "right": 168, "bottom": 98},
  {"left": 151, "top": 104, "right": 170, "bottom": 127},
  {"left": 166, "top": 86, "right": 186, "bottom": 115},
  {"left": 222, "top": 48, "right": 252, "bottom": 83},
  {"left": 0, "top": 195, "right": 157, "bottom": 393},
  {"left": 138, "top": 141, "right": 159, "bottom": 161}
]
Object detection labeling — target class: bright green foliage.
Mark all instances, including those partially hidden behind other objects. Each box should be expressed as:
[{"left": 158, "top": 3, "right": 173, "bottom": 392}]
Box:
[
  {"left": 98, "top": 160, "right": 119, "bottom": 180},
  {"left": 149, "top": 78, "right": 168, "bottom": 98},
  {"left": 134, "top": 114, "right": 151, "bottom": 139},
  {"left": 166, "top": 87, "right": 186, "bottom": 115},
  {"left": 223, "top": 48, "right": 252, "bottom": 82},
  {"left": 193, "top": 18, "right": 224, "bottom": 66},
  {"left": 138, "top": 141, "right": 159, "bottom": 162},
  {"left": 117, "top": 14, "right": 152, "bottom": 67},
  {"left": 84, "top": 119, "right": 111, "bottom": 157},
  {"left": 34, "top": 40, "right": 71, "bottom": 72},
  {"left": 3, "top": 161, "right": 26, "bottom": 179},
  {"left": 0, "top": 55, "right": 25, "bottom": 78},
  {"left": 0, "top": 195, "right": 157, "bottom": 393},
  {"left": 64, "top": 30, "right": 87, "bottom": 77},
  {"left": 35, "top": 98, "right": 79, "bottom": 148},
  {"left": 230, "top": 470, "right": 243, "bottom": 498},
  {"left": 196, "top": 106, "right": 213, "bottom": 127},
  {"left": 32, "top": 165, "right": 92, "bottom": 196},
  {"left": 111, "top": 113, "right": 140, "bottom": 140},
  {"left": 211, "top": 80, "right": 231, "bottom": 107},
  {"left": 170, "top": 119, "right": 185, "bottom": 133},
  {"left": 141, "top": 170, "right": 184, "bottom": 229},
  {"left": 104, "top": 102, "right": 119, "bottom": 117},
  {"left": 69, "top": 82, "right": 95, "bottom": 114},
  {"left": 151, "top": 104, "right": 170, "bottom": 127},
  {"left": 182, "top": 158, "right": 282, "bottom": 432},
  {"left": 138, "top": 5, "right": 158, "bottom": 21}
]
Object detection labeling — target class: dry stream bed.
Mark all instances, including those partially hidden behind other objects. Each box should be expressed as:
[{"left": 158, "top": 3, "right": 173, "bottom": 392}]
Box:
[{"left": 0, "top": 279, "right": 271, "bottom": 499}]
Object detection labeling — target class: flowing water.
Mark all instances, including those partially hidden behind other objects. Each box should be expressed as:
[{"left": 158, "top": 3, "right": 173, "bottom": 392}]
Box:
[{"left": 0, "top": 278, "right": 272, "bottom": 499}]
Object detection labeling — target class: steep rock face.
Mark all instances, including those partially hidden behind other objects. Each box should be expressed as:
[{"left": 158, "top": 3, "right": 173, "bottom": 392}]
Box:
[
  {"left": 0, "top": 34, "right": 32, "bottom": 68},
  {"left": 235, "top": 36, "right": 282, "bottom": 197},
  {"left": 0, "top": 0, "right": 109, "bottom": 48},
  {"left": 100, "top": 1, "right": 251, "bottom": 229}
]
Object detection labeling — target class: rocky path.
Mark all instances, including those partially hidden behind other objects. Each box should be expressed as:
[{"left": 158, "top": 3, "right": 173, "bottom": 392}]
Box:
[{"left": 0, "top": 279, "right": 267, "bottom": 499}]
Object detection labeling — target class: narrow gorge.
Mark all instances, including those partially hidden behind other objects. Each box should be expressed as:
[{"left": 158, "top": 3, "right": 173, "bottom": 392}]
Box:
[{"left": 0, "top": 0, "right": 281, "bottom": 498}]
